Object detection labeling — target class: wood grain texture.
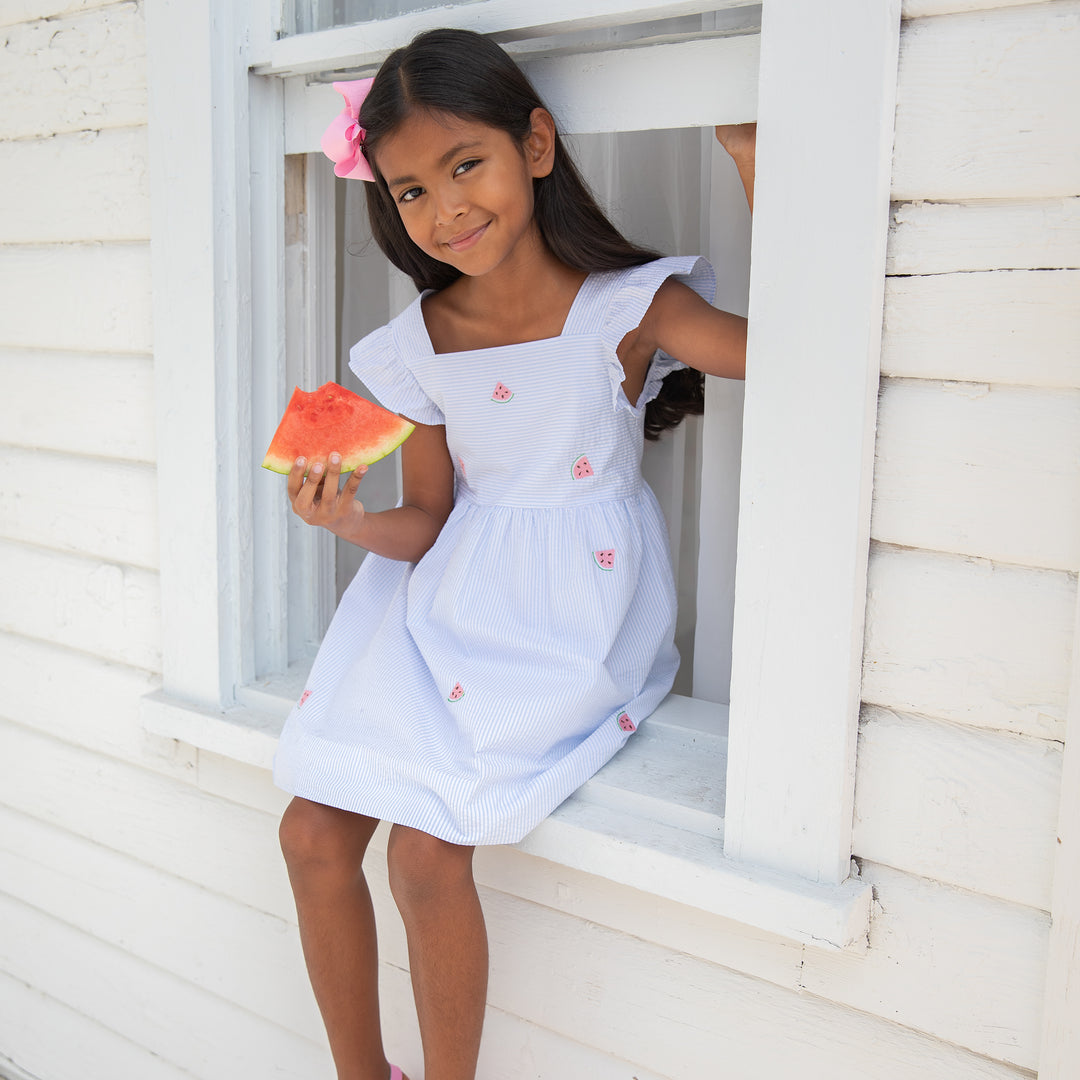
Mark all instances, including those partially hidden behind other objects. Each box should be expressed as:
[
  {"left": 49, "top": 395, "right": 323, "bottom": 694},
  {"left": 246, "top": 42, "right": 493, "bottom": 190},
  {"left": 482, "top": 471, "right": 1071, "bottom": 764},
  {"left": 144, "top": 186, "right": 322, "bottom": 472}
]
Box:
[
  {"left": 881, "top": 269, "right": 1080, "bottom": 388},
  {"left": 854, "top": 705, "right": 1061, "bottom": 909},
  {"left": 887, "top": 197, "right": 1080, "bottom": 275},
  {"left": 0, "top": 447, "right": 159, "bottom": 568},
  {"left": 892, "top": 2, "right": 1080, "bottom": 199},
  {"left": 872, "top": 380, "right": 1080, "bottom": 571},
  {"left": 0, "top": 126, "right": 150, "bottom": 243},
  {"left": 0, "top": 1, "right": 146, "bottom": 140},
  {"left": 0, "top": 350, "right": 155, "bottom": 461},
  {"left": 862, "top": 544, "right": 1075, "bottom": 739},
  {"left": 0, "top": 539, "right": 160, "bottom": 670},
  {"left": 0, "top": 243, "right": 153, "bottom": 353},
  {"left": 0, "top": 631, "right": 190, "bottom": 780}
]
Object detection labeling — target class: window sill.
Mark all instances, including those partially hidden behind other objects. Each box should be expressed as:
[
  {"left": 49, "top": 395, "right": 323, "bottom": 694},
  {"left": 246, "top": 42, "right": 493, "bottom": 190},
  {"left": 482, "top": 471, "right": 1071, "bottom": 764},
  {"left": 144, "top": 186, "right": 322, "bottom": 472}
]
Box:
[{"left": 141, "top": 676, "right": 870, "bottom": 952}]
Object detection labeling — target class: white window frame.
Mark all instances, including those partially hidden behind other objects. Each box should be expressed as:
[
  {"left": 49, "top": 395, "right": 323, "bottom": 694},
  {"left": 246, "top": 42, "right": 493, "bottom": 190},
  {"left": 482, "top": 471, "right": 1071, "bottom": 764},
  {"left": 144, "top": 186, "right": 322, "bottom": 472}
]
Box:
[{"left": 142, "top": 0, "right": 898, "bottom": 949}]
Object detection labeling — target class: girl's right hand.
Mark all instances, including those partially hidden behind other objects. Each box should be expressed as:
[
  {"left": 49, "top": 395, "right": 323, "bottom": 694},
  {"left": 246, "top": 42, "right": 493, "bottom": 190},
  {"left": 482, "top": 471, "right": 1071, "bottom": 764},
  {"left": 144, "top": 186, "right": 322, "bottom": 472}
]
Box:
[
  {"left": 714, "top": 122, "right": 756, "bottom": 163},
  {"left": 287, "top": 454, "right": 367, "bottom": 539}
]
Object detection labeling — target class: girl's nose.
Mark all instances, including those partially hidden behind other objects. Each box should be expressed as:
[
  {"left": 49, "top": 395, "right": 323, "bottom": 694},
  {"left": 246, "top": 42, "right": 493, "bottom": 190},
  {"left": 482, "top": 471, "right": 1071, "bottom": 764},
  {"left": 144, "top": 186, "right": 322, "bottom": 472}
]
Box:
[{"left": 432, "top": 183, "right": 466, "bottom": 226}]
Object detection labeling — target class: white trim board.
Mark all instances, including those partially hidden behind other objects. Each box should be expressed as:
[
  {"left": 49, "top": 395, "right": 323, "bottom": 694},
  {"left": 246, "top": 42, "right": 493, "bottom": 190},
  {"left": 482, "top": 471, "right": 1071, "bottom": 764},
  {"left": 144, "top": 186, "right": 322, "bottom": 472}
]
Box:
[
  {"left": 254, "top": 0, "right": 760, "bottom": 74},
  {"left": 283, "top": 33, "right": 759, "bottom": 151},
  {"left": 724, "top": 0, "right": 900, "bottom": 884},
  {"left": 141, "top": 689, "right": 871, "bottom": 950}
]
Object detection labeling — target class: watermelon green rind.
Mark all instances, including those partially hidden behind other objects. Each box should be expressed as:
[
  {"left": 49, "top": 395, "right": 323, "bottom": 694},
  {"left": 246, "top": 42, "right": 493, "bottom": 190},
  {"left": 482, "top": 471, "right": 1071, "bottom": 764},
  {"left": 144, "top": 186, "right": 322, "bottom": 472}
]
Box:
[{"left": 262, "top": 382, "right": 415, "bottom": 475}]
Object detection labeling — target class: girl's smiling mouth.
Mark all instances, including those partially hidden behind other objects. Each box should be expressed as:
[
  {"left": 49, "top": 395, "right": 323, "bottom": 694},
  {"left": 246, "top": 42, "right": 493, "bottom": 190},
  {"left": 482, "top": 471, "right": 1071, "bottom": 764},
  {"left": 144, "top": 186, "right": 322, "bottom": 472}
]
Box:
[{"left": 446, "top": 222, "right": 489, "bottom": 252}]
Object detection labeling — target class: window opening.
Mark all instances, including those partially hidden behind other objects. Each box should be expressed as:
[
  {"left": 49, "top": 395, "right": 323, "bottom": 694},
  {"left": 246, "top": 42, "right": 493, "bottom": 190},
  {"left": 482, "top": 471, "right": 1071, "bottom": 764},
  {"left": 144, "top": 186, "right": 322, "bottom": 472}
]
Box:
[{"left": 288, "top": 123, "right": 749, "bottom": 698}]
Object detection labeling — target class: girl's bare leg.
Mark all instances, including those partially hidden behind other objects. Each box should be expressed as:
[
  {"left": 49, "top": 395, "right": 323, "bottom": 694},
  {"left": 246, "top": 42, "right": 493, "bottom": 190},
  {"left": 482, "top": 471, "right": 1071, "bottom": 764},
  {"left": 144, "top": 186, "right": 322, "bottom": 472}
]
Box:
[
  {"left": 386, "top": 824, "right": 489, "bottom": 1080},
  {"left": 279, "top": 797, "right": 399, "bottom": 1080}
]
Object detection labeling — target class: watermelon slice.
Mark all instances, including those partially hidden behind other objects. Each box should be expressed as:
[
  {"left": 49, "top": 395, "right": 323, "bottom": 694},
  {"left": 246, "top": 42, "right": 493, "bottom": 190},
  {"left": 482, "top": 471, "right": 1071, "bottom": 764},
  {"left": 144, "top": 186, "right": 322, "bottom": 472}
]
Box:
[{"left": 262, "top": 382, "right": 414, "bottom": 475}]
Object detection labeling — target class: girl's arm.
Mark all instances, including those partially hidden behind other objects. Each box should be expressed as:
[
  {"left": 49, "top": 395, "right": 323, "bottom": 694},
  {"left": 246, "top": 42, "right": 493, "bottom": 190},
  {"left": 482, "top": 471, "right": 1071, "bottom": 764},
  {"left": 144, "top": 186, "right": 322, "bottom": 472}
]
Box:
[
  {"left": 619, "top": 123, "right": 756, "bottom": 387},
  {"left": 286, "top": 420, "right": 455, "bottom": 562}
]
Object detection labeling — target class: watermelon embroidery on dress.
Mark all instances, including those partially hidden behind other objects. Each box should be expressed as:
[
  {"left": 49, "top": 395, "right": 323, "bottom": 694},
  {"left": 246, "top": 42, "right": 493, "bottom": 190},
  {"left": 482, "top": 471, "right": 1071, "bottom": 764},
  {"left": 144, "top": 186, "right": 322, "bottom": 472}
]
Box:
[
  {"left": 571, "top": 454, "right": 595, "bottom": 479},
  {"left": 298, "top": 690, "right": 312, "bottom": 707},
  {"left": 448, "top": 682, "right": 465, "bottom": 702},
  {"left": 491, "top": 382, "right": 514, "bottom": 402},
  {"left": 593, "top": 550, "right": 615, "bottom": 571},
  {"left": 458, "top": 455, "right": 466, "bottom": 478},
  {"left": 617, "top": 712, "right": 636, "bottom": 733}
]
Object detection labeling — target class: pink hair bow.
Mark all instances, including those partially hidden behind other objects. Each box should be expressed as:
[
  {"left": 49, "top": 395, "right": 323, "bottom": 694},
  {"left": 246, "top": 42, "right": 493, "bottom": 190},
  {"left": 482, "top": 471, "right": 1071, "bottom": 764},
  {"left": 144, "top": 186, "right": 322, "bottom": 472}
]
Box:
[{"left": 321, "top": 78, "right": 376, "bottom": 181}]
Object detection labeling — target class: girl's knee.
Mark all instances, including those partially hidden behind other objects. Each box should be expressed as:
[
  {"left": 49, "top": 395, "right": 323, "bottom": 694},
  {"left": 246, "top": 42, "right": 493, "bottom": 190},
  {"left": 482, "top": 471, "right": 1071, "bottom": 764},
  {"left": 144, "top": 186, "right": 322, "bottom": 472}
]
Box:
[
  {"left": 386, "top": 824, "right": 475, "bottom": 910},
  {"left": 279, "top": 797, "right": 377, "bottom": 875}
]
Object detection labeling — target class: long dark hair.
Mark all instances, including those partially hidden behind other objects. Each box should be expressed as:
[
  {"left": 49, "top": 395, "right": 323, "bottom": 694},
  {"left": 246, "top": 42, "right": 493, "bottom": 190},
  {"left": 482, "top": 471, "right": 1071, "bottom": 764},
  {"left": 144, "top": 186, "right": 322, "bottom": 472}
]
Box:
[{"left": 357, "top": 27, "right": 704, "bottom": 439}]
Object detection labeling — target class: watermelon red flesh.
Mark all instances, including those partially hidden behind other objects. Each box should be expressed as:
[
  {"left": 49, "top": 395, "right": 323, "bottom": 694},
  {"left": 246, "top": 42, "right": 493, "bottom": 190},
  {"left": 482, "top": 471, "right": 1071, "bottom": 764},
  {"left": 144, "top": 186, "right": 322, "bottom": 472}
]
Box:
[{"left": 262, "top": 382, "right": 415, "bottom": 475}]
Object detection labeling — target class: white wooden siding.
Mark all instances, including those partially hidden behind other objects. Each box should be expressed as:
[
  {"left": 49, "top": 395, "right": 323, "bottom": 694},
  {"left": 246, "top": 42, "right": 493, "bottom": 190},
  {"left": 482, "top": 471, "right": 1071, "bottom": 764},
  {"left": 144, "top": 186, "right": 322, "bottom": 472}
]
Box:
[
  {"left": 892, "top": 0, "right": 1080, "bottom": 200},
  {"left": 1040, "top": 582, "right": 1080, "bottom": 1078},
  {"left": 0, "top": 968, "right": 194, "bottom": 1080},
  {"left": 862, "top": 545, "right": 1074, "bottom": 740},
  {"left": 0, "top": 448, "right": 159, "bottom": 569},
  {"left": 0, "top": 540, "right": 160, "bottom": 671},
  {"left": 887, "top": 196, "right": 1080, "bottom": 276},
  {"left": 0, "top": 633, "right": 188, "bottom": 778},
  {"left": 854, "top": 705, "right": 1062, "bottom": 910},
  {"left": 872, "top": 381, "right": 1080, "bottom": 572},
  {"left": 0, "top": 0, "right": 119, "bottom": 29},
  {"left": 0, "top": 351, "right": 156, "bottom": 461},
  {"left": 0, "top": 127, "right": 151, "bottom": 243},
  {"left": 0, "top": 1, "right": 146, "bottom": 140},
  {"left": 0, "top": 244, "right": 153, "bottom": 354},
  {"left": 882, "top": 270, "right": 1080, "bottom": 388}
]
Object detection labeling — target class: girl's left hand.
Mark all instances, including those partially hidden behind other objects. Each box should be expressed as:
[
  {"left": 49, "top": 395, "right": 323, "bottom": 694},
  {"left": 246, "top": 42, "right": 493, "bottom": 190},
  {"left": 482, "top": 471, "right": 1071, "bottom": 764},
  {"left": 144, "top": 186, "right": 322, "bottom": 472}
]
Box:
[{"left": 287, "top": 454, "right": 368, "bottom": 538}]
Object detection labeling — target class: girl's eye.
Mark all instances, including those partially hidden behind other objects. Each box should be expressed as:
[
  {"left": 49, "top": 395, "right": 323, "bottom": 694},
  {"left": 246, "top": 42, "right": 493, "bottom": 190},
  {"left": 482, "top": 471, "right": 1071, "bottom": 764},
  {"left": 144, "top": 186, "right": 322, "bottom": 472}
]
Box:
[
  {"left": 454, "top": 159, "right": 481, "bottom": 177},
  {"left": 398, "top": 186, "right": 423, "bottom": 204}
]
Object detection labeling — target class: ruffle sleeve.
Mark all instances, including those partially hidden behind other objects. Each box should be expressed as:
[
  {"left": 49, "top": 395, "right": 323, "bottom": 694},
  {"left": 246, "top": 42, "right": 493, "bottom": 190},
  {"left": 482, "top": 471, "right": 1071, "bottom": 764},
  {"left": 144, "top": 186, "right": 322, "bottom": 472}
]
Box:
[
  {"left": 599, "top": 255, "right": 717, "bottom": 414},
  {"left": 348, "top": 323, "right": 445, "bottom": 427}
]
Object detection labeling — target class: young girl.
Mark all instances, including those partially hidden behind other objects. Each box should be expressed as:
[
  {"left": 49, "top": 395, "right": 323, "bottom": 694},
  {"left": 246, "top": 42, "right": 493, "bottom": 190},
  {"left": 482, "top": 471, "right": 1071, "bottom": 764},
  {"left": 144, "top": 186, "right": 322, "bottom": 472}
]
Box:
[{"left": 273, "top": 27, "right": 754, "bottom": 1080}]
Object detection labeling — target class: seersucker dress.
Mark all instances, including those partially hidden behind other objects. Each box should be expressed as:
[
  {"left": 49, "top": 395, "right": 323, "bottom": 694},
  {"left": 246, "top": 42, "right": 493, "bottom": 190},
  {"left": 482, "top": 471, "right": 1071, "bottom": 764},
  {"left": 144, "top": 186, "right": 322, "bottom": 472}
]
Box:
[{"left": 273, "top": 254, "right": 716, "bottom": 845}]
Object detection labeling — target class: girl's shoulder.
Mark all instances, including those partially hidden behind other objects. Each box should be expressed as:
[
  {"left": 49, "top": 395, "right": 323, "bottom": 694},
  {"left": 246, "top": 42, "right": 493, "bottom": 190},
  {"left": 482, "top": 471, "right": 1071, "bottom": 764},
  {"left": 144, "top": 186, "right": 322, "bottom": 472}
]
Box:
[
  {"left": 347, "top": 297, "right": 445, "bottom": 427},
  {"left": 594, "top": 255, "right": 716, "bottom": 350}
]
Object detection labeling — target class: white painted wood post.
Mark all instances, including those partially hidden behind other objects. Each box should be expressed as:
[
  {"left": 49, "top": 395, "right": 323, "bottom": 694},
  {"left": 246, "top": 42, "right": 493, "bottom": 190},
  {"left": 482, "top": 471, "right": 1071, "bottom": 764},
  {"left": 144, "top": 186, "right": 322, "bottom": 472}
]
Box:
[
  {"left": 723, "top": 0, "right": 901, "bottom": 884},
  {"left": 1039, "top": 577, "right": 1080, "bottom": 1079},
  {"left": 145, "top": 0, "right": 255, "bottom": 706}
]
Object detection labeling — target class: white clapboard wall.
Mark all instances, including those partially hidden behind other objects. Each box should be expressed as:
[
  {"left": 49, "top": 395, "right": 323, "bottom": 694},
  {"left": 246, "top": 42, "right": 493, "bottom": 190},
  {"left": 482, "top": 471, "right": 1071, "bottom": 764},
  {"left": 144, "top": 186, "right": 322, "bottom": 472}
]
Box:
[{"left": 1, "top": 1, "right": 1077, "bottom": 1079}]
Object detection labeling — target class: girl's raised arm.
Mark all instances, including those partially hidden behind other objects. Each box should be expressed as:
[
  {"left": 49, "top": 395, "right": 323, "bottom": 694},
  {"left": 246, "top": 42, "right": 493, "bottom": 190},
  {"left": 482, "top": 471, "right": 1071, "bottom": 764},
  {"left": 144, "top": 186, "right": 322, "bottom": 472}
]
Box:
[
  {"left": 287, "top": 420, "right": 455, "bottom": 562},
  {"left": 619, "top": 123, "right": 756, "bottom": 385}
]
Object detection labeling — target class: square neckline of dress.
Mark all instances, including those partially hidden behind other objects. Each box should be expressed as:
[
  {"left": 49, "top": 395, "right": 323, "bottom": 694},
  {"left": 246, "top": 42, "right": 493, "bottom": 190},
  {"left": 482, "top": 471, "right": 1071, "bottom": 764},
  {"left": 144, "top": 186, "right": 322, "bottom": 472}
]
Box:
[{"left": 412, "top": 271, "right": 596, "bottom": 358}]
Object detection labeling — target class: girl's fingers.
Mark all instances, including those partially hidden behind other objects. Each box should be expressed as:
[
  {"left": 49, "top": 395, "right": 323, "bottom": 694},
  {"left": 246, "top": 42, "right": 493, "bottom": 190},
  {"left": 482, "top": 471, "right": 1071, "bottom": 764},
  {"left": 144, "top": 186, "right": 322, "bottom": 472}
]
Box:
[
  {"left": 344, "top": 463, "right": 368, "bottom": 495},
  {"left": 292, "top": 458, "right": 326, "bottom": 519},
  {"left": 286, "top": 456, "right": 308, "bottom": 501}
]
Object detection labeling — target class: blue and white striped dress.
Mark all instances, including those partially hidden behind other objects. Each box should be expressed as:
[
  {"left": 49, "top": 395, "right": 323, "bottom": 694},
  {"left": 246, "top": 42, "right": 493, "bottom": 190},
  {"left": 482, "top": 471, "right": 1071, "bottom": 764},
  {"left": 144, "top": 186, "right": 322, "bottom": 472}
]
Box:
[{"left": 273, "top": 255, "right": 715, "bottom": 845}]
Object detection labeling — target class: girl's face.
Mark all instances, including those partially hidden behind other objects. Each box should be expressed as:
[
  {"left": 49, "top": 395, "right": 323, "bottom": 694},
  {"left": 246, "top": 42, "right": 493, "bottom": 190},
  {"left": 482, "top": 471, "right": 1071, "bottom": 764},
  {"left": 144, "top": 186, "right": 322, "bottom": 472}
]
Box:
[{"left": 373, "top": 108, "right": 555, "bottom": 280}]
